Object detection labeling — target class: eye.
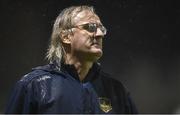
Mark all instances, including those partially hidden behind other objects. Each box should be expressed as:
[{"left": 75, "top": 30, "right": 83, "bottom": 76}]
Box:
[{"left": 85, "top": 23, "right": 97, "bottom": 32}]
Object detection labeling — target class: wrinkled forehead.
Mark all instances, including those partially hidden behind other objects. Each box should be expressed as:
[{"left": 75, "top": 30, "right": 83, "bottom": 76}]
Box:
[{"left": 73, "top": 10, "right": 101, "bottom": 25}]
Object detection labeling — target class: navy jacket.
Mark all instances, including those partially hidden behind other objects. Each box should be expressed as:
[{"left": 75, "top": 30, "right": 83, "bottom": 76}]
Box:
[{"left": 5, "top": 63, "right": 138, "bottom": 114}]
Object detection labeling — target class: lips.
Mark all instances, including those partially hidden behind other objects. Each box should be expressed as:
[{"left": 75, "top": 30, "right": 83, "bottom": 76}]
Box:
[
  {"left": 90, "top": 36, "right": 102, "bottom": 48},
  {"left": 92, "top": 42, "right": 99, "bottom": 45},
  {"left": 91, "top": 42, "right": 101, "bottom": 49}
]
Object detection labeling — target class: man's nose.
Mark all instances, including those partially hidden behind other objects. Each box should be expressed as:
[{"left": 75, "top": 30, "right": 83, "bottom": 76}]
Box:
[{"left": 95, "top": 28, "right": 104, "bottom": 37}]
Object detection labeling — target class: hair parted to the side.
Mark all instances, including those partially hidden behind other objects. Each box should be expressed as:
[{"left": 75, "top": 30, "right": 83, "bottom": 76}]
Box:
[{"left": 46, "top": 5, "right": 95, "bottom": 67}]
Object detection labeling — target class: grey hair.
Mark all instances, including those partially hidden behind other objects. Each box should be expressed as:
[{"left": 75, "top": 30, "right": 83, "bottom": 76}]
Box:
[{"left": 46, "top": 5, "right": 95, "bottom": 66}]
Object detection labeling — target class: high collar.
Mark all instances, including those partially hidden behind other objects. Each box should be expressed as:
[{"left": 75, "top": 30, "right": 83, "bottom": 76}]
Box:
[
  {"left": 32, "top": 62, "right": 101, "bottom": 83},
  {"left": 61, "top": 62, "right": 101, "bottom": 83}
]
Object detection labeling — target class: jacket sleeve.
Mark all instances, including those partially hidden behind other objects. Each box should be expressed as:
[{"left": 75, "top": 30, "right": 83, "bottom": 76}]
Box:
[{"left": 5, "top": 79, "right": 36, "bottom": 113}]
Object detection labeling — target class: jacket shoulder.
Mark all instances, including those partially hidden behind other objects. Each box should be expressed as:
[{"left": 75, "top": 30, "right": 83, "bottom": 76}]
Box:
[
  {"left": 19, "top": 64, "right": 67, "bottom": 86},
  {"left": 19, "top": 69, "right": 50, "bottom": 84}
]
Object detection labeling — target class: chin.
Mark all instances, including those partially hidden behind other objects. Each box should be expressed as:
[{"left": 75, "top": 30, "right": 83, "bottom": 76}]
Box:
[
  {"left": 95, "top": 52, "right": 103, "bottom": 57},
  {"left": 88, "top": 51, "right": 103, "bottom": 62},
  {"left": 92, "top": 48, "right": 103, "bottom": 54}
]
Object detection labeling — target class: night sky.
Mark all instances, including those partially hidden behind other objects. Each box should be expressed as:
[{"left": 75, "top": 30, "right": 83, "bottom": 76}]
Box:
[{"left": 0, "top": 0, "right": 179, "bottom": 113}]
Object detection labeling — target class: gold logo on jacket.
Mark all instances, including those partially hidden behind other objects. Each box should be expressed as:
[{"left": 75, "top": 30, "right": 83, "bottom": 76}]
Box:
[{"left": 98, "top": 97, "right": 112, "bottom": 113}]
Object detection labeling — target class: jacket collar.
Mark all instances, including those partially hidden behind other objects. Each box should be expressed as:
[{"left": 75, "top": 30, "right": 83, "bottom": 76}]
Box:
[
  {"left": 32, "top": 61, "right": 101, "bottom": 83},
  {"left": 61, "top": 62, "right": 101, "bottom": 83}
]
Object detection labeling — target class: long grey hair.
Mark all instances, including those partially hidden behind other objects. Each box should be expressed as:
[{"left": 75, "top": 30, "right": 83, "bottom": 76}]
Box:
[{"left": 46, "top": 5, "right": 95, "bottom": 67}]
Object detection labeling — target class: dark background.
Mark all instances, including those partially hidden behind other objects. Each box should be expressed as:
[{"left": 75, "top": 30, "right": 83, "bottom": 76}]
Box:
[{"left": 0, "top": 0, "right": 179, "bottom": 113}]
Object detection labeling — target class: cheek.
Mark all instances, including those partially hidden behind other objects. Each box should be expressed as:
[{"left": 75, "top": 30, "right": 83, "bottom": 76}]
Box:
[
  {"left": 72, "top": 32, "right": 91, "bottom": 48},
  {"left": 71, "top": 36, "right": 87, "bottom": 50},
  {"left": 72, "top": 39, "right": 84, "bottom": 48}
]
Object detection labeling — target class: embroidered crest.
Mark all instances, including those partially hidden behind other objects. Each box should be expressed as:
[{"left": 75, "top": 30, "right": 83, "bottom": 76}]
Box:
[{"left": 98, "top": 97, "right": 112, "bottom": 113}]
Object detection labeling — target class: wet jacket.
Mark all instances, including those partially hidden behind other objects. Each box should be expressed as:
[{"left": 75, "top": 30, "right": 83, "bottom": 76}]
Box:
[{"left": 5, "top": 63, "right": 138, "bottom": 114}]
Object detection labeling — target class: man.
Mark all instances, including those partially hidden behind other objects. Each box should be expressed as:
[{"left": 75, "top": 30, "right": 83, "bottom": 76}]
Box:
[{"left": 5, "top": 5, "right": 138, "bottom": 114}]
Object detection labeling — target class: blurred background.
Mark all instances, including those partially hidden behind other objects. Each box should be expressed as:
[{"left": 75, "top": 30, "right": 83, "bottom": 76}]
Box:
[{"left": 0, "top": 0, "right": 179, "bottom": 113}]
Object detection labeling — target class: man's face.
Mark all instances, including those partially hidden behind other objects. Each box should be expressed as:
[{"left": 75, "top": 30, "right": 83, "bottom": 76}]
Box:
[{"left": 69, "top": 10, "right": 105, "bottom": 61}]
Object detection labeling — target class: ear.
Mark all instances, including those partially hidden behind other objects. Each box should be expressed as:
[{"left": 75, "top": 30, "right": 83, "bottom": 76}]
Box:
[{"left": 60, "top": 30, "right": 72, "bottom": 44}]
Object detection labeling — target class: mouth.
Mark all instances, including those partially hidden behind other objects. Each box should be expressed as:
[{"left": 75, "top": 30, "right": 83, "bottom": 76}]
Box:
[
  {"left": 91, "top": 42, "right": 101, "bottom": 48},
  {"left": 90, "top": 36, "right": 102, "bottom": 48},
  {"left": 92, "top": 42, "right": 99, "bottom": 45}
]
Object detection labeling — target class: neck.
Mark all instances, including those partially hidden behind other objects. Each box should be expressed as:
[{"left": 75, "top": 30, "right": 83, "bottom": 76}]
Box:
[{"left": 65, "top": 54, "right": 93, "bottom": 81}]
